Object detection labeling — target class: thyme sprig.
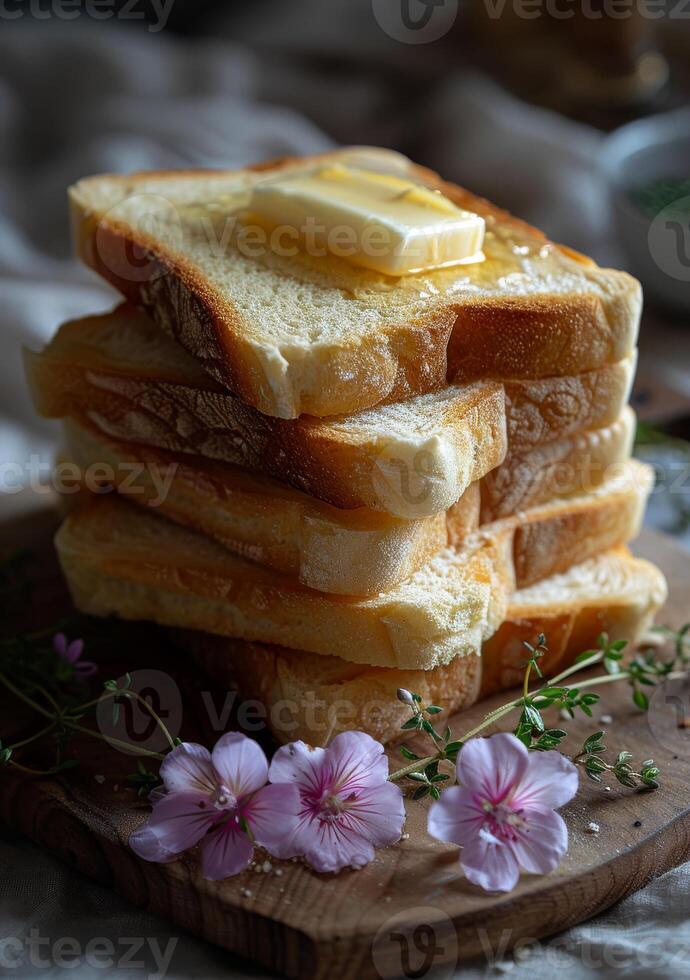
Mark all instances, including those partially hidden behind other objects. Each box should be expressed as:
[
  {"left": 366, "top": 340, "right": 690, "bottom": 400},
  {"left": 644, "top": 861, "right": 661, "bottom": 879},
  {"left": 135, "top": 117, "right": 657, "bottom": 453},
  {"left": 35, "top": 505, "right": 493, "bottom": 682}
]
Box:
[{"left": 390, "top": 628, "right": 689, "bottom": 795}]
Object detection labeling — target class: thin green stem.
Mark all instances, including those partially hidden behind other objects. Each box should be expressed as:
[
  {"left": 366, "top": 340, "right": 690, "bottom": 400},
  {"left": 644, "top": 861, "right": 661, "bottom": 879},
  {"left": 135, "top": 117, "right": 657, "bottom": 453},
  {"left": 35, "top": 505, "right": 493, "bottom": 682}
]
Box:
[
  {"left": 66, "top": 720, "right": 165, "bottom": 760},
  {"left": 459, "top": 703, "right": 517, "bottom": 741},
  {"left": 0, "top": 672, "right": 166, "bottom": 761},
  {"left": 389, "top": 656, "right": 689, "bottom": 785},
  {"left": 124, "top": 693, "right": 176, "bottom": 750},
  {"left": 68, "top": 690, "right": 176, "bottom": 751},
  {"left": 0, "top": 671, "right": 53, "bottom": 720},
  {"left": 8, "top": 760, "right": 59, "bottom": 777},
  {"left": 10, "top": 721, "right": 57, "bottom": 751},
  {"left": 546, "top": 652, "right": 604, "bottom": 687},
  {"left": 389, "top": 753, "right": 439, "bottom": 782}
]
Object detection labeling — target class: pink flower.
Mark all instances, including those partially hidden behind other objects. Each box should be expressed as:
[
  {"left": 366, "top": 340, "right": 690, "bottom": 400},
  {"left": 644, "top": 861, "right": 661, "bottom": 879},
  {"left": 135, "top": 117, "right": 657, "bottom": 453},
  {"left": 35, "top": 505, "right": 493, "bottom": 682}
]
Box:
[
  {"left": 267, "top": 731, "right": 406, "bottom": 872},
  {"left": 428, "top": 732, "right": 578, "bottom": 893},
  {"left": 53, "top": 632, "right": 97, "bottom": 679},
  {"left": 129, "top": 733, "right": 300, "bottom": 880}
]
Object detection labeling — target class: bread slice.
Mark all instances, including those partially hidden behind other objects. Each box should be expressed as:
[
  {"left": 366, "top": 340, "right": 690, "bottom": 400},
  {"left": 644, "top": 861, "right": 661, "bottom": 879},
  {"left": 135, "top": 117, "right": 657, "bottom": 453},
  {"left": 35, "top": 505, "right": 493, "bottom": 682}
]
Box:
[
  {"left": 177, "top": 549, "right": 667, "bottom": 746},
  {"left": 61, "top": 416, "right": 652, "bottom": 595},
  {"left": 25, "top": 305, "right": 635, "bottom": 517},
  {"left": 26, "top": 305, "right": 506, "bottom": 519},
  {"left": 55, "top": 494, "right": 514, "bottom": 670},
  {"left": 481, "top": 406, "right": 636, "bottom": 521},
  {"left": 498, "top": 458, "right": 652, "bottom": 588},
  {"left": 503, "top": 353, "right": 635, "bottom": 453},
  {"left": 69, "top": 148, "right": 641, "bottom": 419},
  {"left": 480, "top": 548, "right": 668, "bottom": 696},
  {"left": 59, "top": 417, "right": 472, "bottom": 596}
]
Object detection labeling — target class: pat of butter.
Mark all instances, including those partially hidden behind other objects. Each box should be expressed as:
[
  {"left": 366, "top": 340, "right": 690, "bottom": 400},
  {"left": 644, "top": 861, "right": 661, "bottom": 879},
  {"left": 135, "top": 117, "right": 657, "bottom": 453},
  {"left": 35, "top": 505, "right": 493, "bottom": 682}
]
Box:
[{"left": 248, "top": 164, "right": 485, "bottom": 276}]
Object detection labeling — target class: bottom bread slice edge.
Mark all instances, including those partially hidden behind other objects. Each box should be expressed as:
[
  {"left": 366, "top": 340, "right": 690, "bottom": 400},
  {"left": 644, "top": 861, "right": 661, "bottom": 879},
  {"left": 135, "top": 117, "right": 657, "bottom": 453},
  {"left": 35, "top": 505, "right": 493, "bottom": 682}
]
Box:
[{"left": 175, "top": 548, "right": 668, "bottom": 746}]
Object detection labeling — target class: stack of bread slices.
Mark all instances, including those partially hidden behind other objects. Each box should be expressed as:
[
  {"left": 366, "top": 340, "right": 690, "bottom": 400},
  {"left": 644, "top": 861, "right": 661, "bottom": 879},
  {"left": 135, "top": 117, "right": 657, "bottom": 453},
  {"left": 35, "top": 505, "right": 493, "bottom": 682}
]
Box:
[{"left": 25, "top": 147, "right": 667, "bottom": 745}]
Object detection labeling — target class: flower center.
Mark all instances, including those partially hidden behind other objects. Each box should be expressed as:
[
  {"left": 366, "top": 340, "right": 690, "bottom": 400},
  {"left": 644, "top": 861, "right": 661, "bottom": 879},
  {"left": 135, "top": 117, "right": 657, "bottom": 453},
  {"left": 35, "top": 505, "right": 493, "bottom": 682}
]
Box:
[
  {"left": 212, "top": 785, "right": 238, "bottom": 812},
  {"left": 481, "top": 800, "right": 526, "bottom": 843},
  {"left": 319, "top": 791, "right": 356, "bottom": 821}
]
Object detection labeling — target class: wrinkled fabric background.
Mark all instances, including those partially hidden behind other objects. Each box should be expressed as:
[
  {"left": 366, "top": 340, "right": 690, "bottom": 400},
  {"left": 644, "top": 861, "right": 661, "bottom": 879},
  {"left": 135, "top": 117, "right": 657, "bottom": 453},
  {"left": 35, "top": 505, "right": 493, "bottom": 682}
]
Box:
[{"left": 1, "top": 14, "right": 689, "bottom": 980}]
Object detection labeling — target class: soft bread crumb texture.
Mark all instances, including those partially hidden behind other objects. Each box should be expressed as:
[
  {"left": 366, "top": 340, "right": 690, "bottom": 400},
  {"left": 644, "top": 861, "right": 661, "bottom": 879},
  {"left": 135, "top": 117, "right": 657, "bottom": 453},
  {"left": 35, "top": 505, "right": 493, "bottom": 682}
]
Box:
[
  {"left": 175, "top": 548, "right": 667, "bottom": 746},
  {"left": 55, "top": 494, "right": 514, "bottom": 670}
]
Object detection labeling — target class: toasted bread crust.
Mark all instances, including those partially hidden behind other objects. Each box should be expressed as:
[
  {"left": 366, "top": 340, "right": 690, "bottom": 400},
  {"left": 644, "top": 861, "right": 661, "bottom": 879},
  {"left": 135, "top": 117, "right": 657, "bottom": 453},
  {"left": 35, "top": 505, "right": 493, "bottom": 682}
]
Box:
[
  {"left": 180, "top": 630, "right": 483, "bottom": 748},
  {"left": 480, "top": 550, "right": 667, "bottom": 695},
  {"left": 69, "top": 151, "right": 641, "bottom": 419},
  {"left": 26, "top": 306, "right": 507, "bottom": 518},
  {"left": 62, "top": 416, "right": 651, "bottom": 596},
  {"left": 55, "top": 494, "right": 514, "bottom": 670},
  {"left": 174, "top": 550, "right": 667, "bottom": 745}
]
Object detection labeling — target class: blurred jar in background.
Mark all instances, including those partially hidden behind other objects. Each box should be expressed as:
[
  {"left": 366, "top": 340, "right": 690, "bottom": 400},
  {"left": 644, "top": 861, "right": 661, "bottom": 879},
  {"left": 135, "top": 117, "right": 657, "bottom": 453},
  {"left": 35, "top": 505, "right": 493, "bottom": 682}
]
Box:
[{"left": 466, "top": 0, "right": 670, "bottom": 122}]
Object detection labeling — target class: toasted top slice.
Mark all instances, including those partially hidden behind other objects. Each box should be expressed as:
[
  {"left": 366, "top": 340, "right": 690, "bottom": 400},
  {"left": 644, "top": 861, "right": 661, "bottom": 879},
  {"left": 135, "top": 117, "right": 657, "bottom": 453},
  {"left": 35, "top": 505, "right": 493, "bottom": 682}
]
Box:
[
  {"left": 70, "top": 147, "right": 642, "bottom": 418},
  {"left": 25, "top": 305, "right": 506, "bottom": 518}
]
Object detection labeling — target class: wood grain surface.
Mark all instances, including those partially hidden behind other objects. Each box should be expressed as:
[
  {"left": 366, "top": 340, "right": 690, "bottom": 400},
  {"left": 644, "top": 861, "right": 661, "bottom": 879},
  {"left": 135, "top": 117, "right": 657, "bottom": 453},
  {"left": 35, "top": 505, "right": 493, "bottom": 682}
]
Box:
[{"left": 0, "top": 499, "right": 689, "bottom": 980}]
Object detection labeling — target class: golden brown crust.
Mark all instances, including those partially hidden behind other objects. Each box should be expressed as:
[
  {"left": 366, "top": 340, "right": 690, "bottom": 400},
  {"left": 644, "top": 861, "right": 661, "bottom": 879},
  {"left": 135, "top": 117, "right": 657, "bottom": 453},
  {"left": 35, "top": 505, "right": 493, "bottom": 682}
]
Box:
[
  {"left": 446, "top": 289, "right": 639, "bottom": 384},
  {"left": 174, "top": 549, "right": 666, "bottom": 745},
  {"left": 26, "top": 306, "right": 506, "bottom": 517},
  {"left": 480, "top": 408, "right": 636, "bottom": 521},
  {"left": 55, "top": 494, "right": 514, "bottom": 671},
  {"left": 179, "top": 631, "right": 482, "bottom": 748},
  {"left": 69, "top": 152, "right": 641, "bottom": 419}
]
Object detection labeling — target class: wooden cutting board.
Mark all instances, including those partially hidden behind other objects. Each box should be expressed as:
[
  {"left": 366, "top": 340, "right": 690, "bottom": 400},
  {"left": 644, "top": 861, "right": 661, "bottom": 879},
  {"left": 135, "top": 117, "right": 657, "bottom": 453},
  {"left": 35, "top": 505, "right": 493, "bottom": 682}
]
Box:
[{"left": 1, "top": 501, "right": 689, "bottom": 980}]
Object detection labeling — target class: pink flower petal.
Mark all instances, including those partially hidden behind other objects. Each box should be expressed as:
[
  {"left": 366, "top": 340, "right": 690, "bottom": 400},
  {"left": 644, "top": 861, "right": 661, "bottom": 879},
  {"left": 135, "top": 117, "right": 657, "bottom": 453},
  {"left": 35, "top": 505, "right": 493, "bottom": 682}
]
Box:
[
  {"left": 461, "top": 832, "right": 521, "bottom": 893},
  {"left": 200, "top": 819, "right": 254, "bottom": 880},
  {"left": 138, "top": 790, "right": 217, "bottom": 855},
  {"left": 457, "top": 733, "right": 529, "bottom": 803},
  {"left": 159, "top": 743, "right": 216, "bottom": 796},
  {"left": 53, "top": 633, "right": 67, "bottom": 656},
  {"left": 513, "top": 751, "right": 579, "bottom": 811},
  {"left": 338, "top": 782, "right": 406, "bottom": 848},
  {"left": 211, "top": 732, "right": 269, "bottom": 800},
  {"left": 270, "top": 783, "right": 404, "bottom": 871},
  {"left": 268, "top": 740, "right": 327, "bottom": 794},
  {"left": 128, "top": 823, "right": 178, "bottom": 864},
  {"left": 511, "top": 808, "right": 569, "bottom": 876},
  {"left": 75, "top": 661, "right": 98, "bottom": 679},
  {"left": 427, "top": 785, "right": 485, "bottom": 847},
  {"left": 300, "top": 815, "right": 376, "bottom": 873},
  {"left": 326, "top": 731, "right": 391, "bottom": 793},
  {"left": 268, "top": 733, "right": 403, "bottom": 873},
  {"left": 242, "top": 783, "right": 301, "bottom": 853},
  {"left": 68, "top": 639, "right": 85, "bottom": 661}
]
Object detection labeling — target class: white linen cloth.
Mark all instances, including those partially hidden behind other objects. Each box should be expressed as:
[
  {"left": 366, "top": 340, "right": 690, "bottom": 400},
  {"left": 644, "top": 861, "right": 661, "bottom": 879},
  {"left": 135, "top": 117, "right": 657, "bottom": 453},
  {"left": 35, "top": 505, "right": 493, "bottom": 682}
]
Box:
[{"left": 0, "top": 19, "right": 688, "bottom": 980}]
